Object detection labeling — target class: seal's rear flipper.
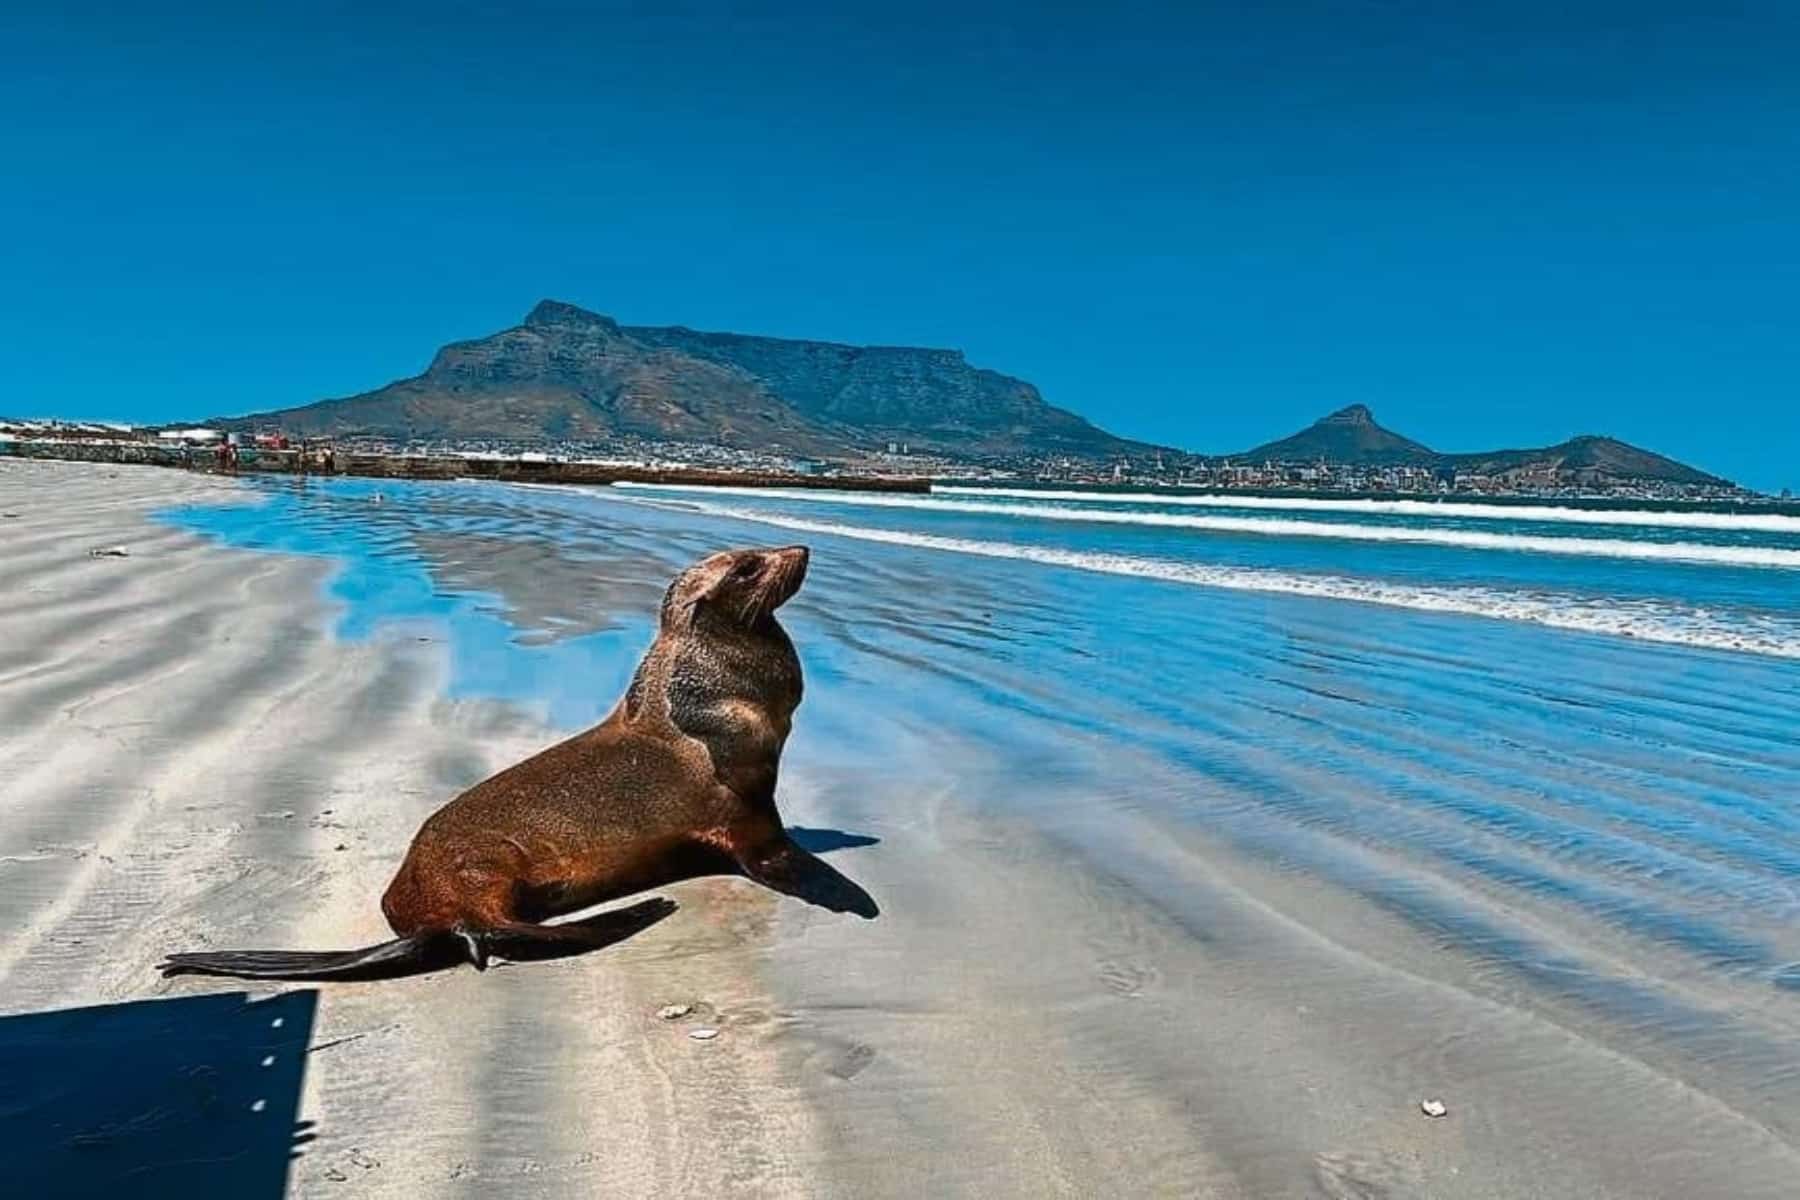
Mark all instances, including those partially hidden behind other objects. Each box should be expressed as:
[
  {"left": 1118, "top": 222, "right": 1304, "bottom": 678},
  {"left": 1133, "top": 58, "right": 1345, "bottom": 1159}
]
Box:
[
  {"left": 741, "top": 842, "right": 880, "bottom": 919},
  {"left": 158, "top": 932, "right": 459, "bottom": 982},
  {"left": 482, "top": 897, "right": 679, "bottom": 963}
]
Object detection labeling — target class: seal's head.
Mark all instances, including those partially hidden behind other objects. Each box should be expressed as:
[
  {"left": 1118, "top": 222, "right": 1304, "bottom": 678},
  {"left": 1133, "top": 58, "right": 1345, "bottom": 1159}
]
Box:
[{"left": 662, "top": 546, "right": 809, "bottom": 631}]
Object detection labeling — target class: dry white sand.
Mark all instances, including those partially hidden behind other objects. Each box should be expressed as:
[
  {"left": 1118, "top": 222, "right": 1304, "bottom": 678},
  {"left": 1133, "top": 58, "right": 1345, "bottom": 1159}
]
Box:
[{"left": 4, "top": 459, "right": 1797, "bottom": 1199}]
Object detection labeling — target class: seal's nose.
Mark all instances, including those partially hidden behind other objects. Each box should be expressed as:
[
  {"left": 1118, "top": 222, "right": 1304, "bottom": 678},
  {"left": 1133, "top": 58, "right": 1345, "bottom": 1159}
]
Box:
[{"left": 775, "top": 545, "right": 809, "bottom": 587}]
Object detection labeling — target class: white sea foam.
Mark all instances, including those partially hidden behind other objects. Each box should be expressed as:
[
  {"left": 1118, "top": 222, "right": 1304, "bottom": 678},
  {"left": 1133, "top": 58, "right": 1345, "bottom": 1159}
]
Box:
[
  {"left": 938, "top": 487, "right": 1800, "bottom": 534},
  {"left": 635, "top": 499, "right": 1800, "bottom": 660},
  {"left": 611, "top": 484, "right": 1800, "bottom": 569}
]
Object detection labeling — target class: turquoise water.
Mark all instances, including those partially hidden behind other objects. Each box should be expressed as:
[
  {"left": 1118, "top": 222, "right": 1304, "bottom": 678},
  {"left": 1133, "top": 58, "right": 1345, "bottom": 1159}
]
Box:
[{"left": 161, "top": 475, "right": 1800, "bottom": 1121}]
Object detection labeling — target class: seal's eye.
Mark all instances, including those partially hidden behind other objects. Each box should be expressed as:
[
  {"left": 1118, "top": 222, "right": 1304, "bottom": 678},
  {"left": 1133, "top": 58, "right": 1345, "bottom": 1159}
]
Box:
[{"left": 731, "top": 559, "right": 760, "bottom": 580}]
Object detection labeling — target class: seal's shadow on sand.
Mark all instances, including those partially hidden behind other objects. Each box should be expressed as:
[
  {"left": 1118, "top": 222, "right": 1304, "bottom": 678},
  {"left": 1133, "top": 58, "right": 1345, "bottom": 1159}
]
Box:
[
  {"left": 787, "top": 826, "right": 881, "bottom": 854},
  {"left": 1, "top": 989, "right": 317, "bottom": 1199}
]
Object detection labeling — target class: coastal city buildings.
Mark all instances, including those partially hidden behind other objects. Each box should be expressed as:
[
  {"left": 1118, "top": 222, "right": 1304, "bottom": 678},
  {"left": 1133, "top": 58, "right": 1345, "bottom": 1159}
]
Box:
[{"left": 1, "top": 416, "right": 1774, "bottom": 505}]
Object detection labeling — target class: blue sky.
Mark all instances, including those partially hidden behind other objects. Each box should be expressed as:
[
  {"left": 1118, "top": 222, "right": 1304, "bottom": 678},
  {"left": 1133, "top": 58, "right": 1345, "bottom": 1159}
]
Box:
[{"left": 3, "top": 3, "right": 1796, "bottom": 491}]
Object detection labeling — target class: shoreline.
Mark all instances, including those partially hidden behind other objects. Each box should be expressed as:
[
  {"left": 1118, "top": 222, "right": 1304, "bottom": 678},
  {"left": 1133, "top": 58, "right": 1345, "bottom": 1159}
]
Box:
[
  {"left": 10, "top": 441, "right": 1787, "bottom": 510},
  {"left": 0, "top": 438, "right": 932, "bottom": 494}
]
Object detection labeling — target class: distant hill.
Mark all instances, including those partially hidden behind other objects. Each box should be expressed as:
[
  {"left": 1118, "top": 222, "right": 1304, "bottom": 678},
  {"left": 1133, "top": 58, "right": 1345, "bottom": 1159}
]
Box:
[
  {"left": 1239, "top": 404, "right": 1436, "bottom": 466},
  {"left": 217, "top": 300, "right": 1152, "bottom": 459},
  {"left": 1442, "top": 435, "right": 1728, "bottom": 486},
  {"left": 1232, "top": 405, "right": 1730, "bottom": 486}
]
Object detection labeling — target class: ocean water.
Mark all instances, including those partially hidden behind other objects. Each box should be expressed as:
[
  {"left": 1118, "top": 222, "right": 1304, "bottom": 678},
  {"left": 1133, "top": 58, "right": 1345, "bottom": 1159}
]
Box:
[{"left": 161, "top": 475, "right": 1800, "bottom": 1177}]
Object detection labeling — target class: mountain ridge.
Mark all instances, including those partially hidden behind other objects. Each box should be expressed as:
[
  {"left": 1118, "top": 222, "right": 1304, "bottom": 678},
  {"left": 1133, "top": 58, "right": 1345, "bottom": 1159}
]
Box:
[
  {"left": 215, "top": 300, "right": 1731, "bottom": 485},
  {"left": 220, "top": 300, "right": 1146, "bottom": 458}
]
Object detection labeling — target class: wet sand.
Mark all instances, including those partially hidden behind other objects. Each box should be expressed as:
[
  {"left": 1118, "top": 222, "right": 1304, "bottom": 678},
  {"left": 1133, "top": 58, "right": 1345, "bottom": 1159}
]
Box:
[{"left": 4, "top": 459, "right": 1798, "bottom": 1198}]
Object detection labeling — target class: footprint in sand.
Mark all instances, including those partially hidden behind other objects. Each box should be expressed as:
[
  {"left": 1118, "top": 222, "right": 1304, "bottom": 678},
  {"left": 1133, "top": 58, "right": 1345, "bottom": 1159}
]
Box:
[
  {"left": 800, "top": 1035, "right": 876, "bottom": 1080},
  {"left": 825, "top": 1040, "right": 877, "bottom": 1080},
  {"left": 1096, "top": 957, "right": 1160, "bottom": 998}
]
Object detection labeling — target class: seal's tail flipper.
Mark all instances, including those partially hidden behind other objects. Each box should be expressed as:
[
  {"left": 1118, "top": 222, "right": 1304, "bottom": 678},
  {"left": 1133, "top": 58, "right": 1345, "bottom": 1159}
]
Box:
[
  {"left": 742, "top": 842, "right": 880, "bottom": 919},
  {"left": 159, "top": 932, "right": 459, "bottom": 982}
]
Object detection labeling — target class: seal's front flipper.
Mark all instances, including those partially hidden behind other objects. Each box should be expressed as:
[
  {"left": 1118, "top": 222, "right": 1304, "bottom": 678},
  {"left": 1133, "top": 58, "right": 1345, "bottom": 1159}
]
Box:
[
  {"left": 482, "top": 897, "right": 679, "bottom": 963},
  {"left": 741, "top": 842, "right": 880, "bottom": 919}
]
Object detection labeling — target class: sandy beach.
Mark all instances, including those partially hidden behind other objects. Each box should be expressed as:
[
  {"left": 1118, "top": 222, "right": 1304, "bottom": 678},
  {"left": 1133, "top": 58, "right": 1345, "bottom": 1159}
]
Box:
[
  {"left": 1, "top": 461, "right": 838, "bottom": 1195},
  {"left": 5, "top": 458, "right": 1799, "bottom": 1199}
]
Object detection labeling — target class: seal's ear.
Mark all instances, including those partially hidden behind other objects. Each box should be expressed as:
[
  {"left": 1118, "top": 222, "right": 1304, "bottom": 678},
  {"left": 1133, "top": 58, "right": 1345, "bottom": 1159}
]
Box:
[{"left": 673, "top": 563, "right": 730, "bottom": 628}]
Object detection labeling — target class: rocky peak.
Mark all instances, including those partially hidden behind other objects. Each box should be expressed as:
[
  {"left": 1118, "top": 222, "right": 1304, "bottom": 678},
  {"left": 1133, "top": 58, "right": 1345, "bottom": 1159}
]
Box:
[{"left": 523, "top": 299, "right": 619, "bottom": 333}]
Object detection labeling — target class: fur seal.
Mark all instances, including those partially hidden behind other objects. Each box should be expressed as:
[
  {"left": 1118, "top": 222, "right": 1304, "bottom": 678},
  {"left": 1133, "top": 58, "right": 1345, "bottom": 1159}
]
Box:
[{"left": 160, "top": 544, "right": 876, "bottom": 982}]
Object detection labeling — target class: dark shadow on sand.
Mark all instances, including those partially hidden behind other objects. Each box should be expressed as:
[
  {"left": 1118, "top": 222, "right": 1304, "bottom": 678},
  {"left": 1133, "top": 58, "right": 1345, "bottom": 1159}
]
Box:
[
  {"left": 2, "top": 989, "right": 318, "bottom": 1200},
  {"left": 787, "top": 826, "right": 881, "bottom": 854}
]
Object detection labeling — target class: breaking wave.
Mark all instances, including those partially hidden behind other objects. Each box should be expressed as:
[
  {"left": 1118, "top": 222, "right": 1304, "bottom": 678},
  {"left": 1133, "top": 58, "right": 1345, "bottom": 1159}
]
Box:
[
  {"left": 641, "top": 499, "right": 1800, "bottom": 660},
  {"left": 613, "top": 485, "right": 1800, "bottom": 569},
  {"left": 938, "top": 487, "right": 1800, "bottom": 535}
]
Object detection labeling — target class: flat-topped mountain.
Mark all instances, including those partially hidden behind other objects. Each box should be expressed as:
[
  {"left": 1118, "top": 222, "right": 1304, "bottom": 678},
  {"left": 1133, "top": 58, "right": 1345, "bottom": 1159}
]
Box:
[
  {"left": 1233, "top": 405, "right": 1728, "bottom": 486},
  {"left": 219, "top": 300, "right": 1147, "bottom": 458}
]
